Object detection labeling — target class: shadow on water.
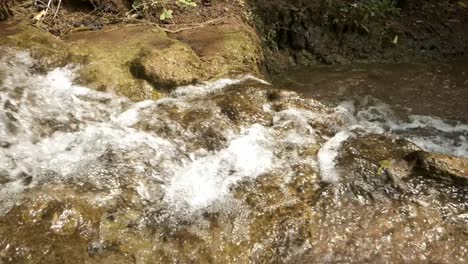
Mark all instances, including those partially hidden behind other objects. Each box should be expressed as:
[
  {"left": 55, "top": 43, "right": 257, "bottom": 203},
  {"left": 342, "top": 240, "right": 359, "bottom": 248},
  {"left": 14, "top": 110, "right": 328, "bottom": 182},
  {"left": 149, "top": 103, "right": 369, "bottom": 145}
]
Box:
[{"left": 274, "top": 61, "right": 468, "bottom": 123}]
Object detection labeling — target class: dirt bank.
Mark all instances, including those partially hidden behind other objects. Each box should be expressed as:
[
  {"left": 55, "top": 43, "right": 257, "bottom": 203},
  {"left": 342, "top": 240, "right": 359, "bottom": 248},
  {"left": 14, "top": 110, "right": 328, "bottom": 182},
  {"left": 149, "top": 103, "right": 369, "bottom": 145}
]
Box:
[
  {"left": 253, "top": 0, "right": 468, "bottom": 73},
  {"left": 2, "top": 0, "right": 468, "bottom": 76}
]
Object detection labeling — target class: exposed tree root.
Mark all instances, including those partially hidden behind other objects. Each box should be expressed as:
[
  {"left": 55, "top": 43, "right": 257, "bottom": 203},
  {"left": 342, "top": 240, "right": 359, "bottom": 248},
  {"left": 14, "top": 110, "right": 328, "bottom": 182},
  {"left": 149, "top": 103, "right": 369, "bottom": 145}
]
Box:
[{"left": 161, "top": 17, "right": 226, "bottom": 33}]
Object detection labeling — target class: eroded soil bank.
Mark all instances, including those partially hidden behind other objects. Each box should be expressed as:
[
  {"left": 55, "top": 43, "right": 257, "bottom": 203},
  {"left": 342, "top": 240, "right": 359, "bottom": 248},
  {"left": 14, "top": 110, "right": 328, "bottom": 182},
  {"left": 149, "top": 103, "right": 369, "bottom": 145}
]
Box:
[
  {"left": 254, "top": 0, "right": 468, "bottom": 72},
  {"left": 2, "top": 0, "right": 468, "bottom": 76}
]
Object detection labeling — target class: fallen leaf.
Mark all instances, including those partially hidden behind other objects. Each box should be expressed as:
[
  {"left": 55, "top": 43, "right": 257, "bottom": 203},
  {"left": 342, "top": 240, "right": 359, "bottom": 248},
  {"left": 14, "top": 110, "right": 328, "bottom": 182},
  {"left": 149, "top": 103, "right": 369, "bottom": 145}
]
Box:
[{"left": 34, "top": 10, "right": 46, "bottom": 21}]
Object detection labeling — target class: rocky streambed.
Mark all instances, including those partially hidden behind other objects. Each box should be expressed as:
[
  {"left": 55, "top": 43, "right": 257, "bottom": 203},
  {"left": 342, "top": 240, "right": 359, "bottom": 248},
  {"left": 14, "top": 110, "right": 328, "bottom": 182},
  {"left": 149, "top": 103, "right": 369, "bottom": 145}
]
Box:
[
  {"left": 0, "top": 50, "right": 467, "bottom": 263},
  {"left": 0, "top": 7, "right": 468, "bottom": 263}
]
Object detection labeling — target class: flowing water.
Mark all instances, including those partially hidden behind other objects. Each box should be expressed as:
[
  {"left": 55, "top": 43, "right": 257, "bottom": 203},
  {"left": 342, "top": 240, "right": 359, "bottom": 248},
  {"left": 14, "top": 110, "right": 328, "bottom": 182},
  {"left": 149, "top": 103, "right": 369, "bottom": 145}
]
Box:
[
  {"left": 275, "top": 62, "right": 468, "bottom": 158},
  {"left": 0, "top": 50, "right": 467, "bottom": 263}
]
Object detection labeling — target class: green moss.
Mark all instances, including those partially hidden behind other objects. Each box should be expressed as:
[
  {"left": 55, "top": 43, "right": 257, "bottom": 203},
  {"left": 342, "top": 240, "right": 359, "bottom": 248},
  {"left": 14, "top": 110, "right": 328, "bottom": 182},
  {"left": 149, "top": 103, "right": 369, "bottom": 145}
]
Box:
[
  {"left": 1, "top": 22, "right": 261, "bottom": 100},
  {"left": 0, "top": 24, "right": 72, "bottom": 69},
  {"left": 377, "top": 159, "right": 391, "bottom": 175},
  {"left": 202, "top": 25, "right": 260, "bottom": 79},
  {"left": 130, "top": 41, "right": 203, "bottom": 90},
  {"left": 65, "top": 26, "right": 172, "bottom": 100}
]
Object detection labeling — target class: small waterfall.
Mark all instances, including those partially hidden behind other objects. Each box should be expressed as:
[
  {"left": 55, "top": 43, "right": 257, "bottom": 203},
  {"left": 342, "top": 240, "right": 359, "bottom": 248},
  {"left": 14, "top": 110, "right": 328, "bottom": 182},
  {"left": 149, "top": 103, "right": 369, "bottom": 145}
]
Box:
[
  {"left": 1, "top": 50, "right": 467, "bottom": 264},
  {"left": 0, "top": 51, "right": 339, "bottom": 216}
]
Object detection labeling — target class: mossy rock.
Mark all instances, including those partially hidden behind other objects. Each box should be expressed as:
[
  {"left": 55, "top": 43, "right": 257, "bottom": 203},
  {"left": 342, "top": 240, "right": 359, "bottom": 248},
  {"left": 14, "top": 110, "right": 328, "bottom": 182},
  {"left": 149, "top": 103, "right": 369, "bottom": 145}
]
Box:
[
  {"left": 64, "top": 26, "right": 170, "bottom": 101},
  {"left": 0, "top": 23, "right": 72, "bottom": 70},
  {"left": 0, "top": 23, "right": 158, "bottom": 101},
  {"left": 130, "top": 41, "right": 203, "bottom": 91},
  {"left": 1, "top": 21, "right": 262, "bottom": 100},
  {"left": 416, "top": 151, "right": 468, "bottom": 184},
  {"left": 174, "top": 21, "right": 261, "bottom": 79}
]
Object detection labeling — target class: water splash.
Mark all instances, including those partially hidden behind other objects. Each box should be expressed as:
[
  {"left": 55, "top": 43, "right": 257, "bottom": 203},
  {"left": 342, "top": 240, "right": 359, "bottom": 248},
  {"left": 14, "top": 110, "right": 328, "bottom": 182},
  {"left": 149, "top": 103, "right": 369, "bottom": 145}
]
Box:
[
  {"left": 317, "top": 131, "right": 353, "bottom": 183},
  {"left": 1, "top": 51, "right": 467, "bottom": 264},
  {"left": 0, "top": 51, "right": 333, "bottom": 215},
  {"left": 335, "top": 100, "right": 468, "bottom": 158},
  {"left": 164, "top": 124, "right": 274, "bottom": 210}
]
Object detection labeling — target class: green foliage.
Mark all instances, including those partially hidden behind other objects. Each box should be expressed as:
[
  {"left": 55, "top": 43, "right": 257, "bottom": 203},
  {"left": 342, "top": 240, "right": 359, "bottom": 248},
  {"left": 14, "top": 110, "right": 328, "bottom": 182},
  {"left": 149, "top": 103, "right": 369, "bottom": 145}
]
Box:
[
  {"left": 377, "top": 159, "right": 391, "bottom": 175},
  {"left": 262, "top": 22, "right": 279, "bottom": 51},
  {"left": 323, "top": 0, "right": 400, "bottom": 32},
  {"left": 160, "top": 8, "right": 173, "bottom": 20},
  {"left": 131, "top": 0, "right": 198, "bottom": 21}
]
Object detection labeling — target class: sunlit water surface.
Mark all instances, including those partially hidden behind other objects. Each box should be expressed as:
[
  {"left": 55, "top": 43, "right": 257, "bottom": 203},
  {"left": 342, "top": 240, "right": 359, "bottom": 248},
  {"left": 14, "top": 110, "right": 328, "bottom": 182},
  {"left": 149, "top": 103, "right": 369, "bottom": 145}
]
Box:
[{"left": 0, "top": 51, "right": 467, "bottom": 263}]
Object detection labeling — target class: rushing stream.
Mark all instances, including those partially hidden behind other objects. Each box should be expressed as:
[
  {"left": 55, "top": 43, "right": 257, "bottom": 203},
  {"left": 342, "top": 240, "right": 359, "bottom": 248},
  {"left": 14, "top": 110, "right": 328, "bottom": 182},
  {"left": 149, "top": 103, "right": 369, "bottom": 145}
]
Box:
[{"left": 0, "top": 50, "right": 467, "bottom": 263}]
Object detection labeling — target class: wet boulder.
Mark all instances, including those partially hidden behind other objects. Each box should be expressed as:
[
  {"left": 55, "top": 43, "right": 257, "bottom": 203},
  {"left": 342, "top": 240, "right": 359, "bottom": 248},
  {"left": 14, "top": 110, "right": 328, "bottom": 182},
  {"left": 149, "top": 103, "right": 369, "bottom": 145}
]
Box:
[
  {"left": 209, "top": 83, "right": 274, "bottom": 126},
  {"left": 0, "top": 24, "right": 72, "bottom": 71},
  {"left": 416, "top": 151, "right": 468, "bottom": 184},
  {"left": 0, "top": 187, "right": 103, "bottom": 263},
  {"left": 174, "top": 22, "right": 261, "bottom": 79},
  {"left": 130, "top": 41, "right": 203, "bottom": 90},
  {"left": 65, "top": 25, "right": 169, "bottom": 101},
  {"left": 331, "top": 131, "right": 468, "bottom": 199},
  {"left": 0, "top": 17, "right": 262, "bottom": 100},
  {"left": 68, "top": 19, "right": 261, "bottom": 94},
  {"left": 332, "top": 132, "right": 420, "bottom": 193}
]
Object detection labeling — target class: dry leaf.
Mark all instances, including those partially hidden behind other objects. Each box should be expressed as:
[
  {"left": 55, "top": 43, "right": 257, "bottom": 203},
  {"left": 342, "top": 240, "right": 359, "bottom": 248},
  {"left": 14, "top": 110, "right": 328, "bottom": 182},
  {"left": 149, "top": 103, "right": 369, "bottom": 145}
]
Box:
[{"left": 34, "top": 10, "right": 47, "bottom": 21}]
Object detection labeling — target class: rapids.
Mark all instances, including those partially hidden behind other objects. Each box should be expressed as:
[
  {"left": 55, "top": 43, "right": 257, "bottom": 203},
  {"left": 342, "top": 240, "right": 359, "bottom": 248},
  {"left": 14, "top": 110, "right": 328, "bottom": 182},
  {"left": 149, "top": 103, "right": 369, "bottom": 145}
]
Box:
[{"left": 0, "top": 50, "right": 467, "bottom": 263}]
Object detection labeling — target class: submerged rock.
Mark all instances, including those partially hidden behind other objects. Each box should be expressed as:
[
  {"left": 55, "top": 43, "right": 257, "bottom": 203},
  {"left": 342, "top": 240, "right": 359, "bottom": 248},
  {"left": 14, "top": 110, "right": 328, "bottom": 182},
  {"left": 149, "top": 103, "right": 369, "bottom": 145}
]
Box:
[
  {"left": 1, "top": 25, "right": 467, "bottom": 263},
  {"left": 388, "top": 157, "right": 417, "bottom": 187},
  {"left": 0, "top": 187, "right": 104, "bottom": 264},
  {"left": 0, "top": 53, "right": 343, "bottom": 263},
  {"left": 333, "top": 133, "right": 420, "bottom": 192},
  {"left": 333, "top": 131, "right": 468, "bottom": 199}
]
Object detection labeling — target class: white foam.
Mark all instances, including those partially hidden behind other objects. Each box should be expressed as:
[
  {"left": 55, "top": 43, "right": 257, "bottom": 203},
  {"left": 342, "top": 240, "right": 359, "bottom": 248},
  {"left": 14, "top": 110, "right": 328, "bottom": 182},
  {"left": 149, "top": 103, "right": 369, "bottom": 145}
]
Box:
[
  {"left": 408, "top": 135, "right": 468, "bottom": 157},
  {"left": 114, "top": 100, "right": 155, "bottom": 127},
  {"left": 317, "top": 131, "right": 353, "bottom": 183},
  {"left": 164, "top": 124, "right": 274, "bottom": 210},
  {"left": 335, "top": 100, "right": 468, "bottom": 158},
  {"left": 171, "top": 75, "right": 269, "bottom": 98},
  {"left": 272, "top": 108, "right": 317, "bottom": 141},
  {"left": 0, "top": 51, "right": 347, "bottom": 216},
  {"left": 393, "top": 115, "right": 468, "bottom": 133},
  {"left": 2, "top": 52, "right": 330, "bottom": 216},
  {"left": 334, "top": 101, "right": 357, "bottom": 125}
]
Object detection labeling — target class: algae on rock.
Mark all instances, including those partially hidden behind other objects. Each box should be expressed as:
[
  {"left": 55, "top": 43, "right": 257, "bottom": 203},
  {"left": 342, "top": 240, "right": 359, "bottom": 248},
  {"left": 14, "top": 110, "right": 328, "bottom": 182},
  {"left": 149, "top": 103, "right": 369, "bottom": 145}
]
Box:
[
  {"left": 175, "top": 23, "right": 261, "bottom": 79},
  {"left": 0, "top": 20, "right": 262, "bottom": 100},
  {"left": 0, "top": 24, "right": 72, "bottom": 70},
  {"left": 130, "top": 41, "right": 203, "bottom": 90},
  {"left": 64, "top": 26, "right": 170, "bottom": 101}
]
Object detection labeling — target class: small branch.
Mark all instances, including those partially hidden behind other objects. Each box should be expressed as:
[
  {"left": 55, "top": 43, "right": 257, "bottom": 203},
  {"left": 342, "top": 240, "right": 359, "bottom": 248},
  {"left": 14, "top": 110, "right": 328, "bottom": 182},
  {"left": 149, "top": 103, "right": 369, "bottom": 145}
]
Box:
[
  {"left": 41, "top": 0, "right": 53, "bottom": 21},
  {"left": 161, "top": 17, "right": 225, "bottom": 34},
  {"left": 53, "top": 0, "right": 61, "bottom": 18},
  {"left": 16, "top": 1, "right": 35, "bottom": 8}
]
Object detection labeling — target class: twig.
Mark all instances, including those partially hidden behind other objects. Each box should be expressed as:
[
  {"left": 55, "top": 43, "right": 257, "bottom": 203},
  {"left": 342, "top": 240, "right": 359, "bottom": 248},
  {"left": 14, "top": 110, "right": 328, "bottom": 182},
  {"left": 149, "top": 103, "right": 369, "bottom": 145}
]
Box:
[
  {"left": 16, "top": 1, "right": 35, "bottom": 8},
  {"left": 161, "top": 17, "right": 225, "bottom": 34},
  {"left": 41, "top": 0, "right": 52, "bottom": 21},
  {"left": 113, "top": 16, "right": 226, "bottom": 34},
  {"left": 53, "top": 0, "right": 61, "bottom": 18}
]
